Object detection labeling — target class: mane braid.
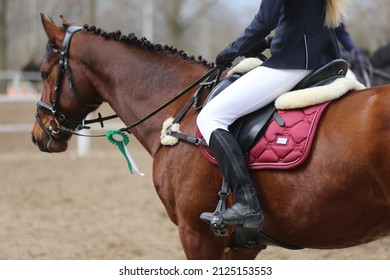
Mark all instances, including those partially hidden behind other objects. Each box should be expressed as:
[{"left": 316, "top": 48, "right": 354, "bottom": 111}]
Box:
[{"left": 82, "top": 24, "right": 214, "bottom": 68}]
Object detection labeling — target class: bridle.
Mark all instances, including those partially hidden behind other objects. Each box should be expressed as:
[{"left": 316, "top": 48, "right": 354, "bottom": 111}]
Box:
[
  {"left": 35, "top": 25, "right": 103, "bottom": 142},
  {"left": 35, "top": 25, "right": 221, "bottom": 144}
]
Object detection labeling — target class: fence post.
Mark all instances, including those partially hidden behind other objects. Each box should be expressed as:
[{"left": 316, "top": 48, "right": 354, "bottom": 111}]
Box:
[
  {"left": 77, "top": 114, "right": 92, "bottom": 157},
  {"left": 12, "top": 71, "right": 21, "bottom": 96}
]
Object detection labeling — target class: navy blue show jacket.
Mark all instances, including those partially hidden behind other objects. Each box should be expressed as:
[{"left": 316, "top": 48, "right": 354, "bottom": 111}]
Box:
[{"left": 226, "top": 0, "right": 341, "bottom": 70}]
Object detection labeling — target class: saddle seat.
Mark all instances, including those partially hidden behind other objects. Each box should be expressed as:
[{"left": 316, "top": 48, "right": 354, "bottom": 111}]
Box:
[{"left": 205, "top": 59, "right": 349, "bottom": 152}]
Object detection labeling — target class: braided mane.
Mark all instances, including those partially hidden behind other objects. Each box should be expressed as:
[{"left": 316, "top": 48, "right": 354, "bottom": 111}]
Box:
[{"left": 82, "top": 24, "right": 214, "bottom": 68}]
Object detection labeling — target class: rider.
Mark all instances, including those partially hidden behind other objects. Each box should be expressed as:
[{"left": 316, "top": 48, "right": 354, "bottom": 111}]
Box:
[
  {"left": 197, "top": 0, "right": 349, "bottom": 231},
  {"left": 336, "top": 21, "right": 361, "bottom": 56}
]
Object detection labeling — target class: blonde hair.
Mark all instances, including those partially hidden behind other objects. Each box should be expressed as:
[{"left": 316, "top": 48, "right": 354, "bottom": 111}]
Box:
[{"left": 324, "top": 0, "right": 349, "bottom": 28}]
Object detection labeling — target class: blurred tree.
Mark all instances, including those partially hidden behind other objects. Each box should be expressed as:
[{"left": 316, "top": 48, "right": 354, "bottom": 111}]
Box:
[
  {"left": 348, "top": 0, "right": 390, "bottom": 52},
  {"left": 2, "top": 0, "right": 389, "bottom": 71},
  {"left": 198, "top": 0, "right": 211, "bottom": 58},
  {"left": 0, "top": 0, "right": 7, "bottom": 92},
  {"left": 89, "top": 0, "right": 96, "bottom": 25},
  {"left": 142, "top": 0, "right": 154, "bottom": 40},
  {"left": 158, "top": 0, "right": 187, "bottom": 47},
  {"left": 155, "top": 0, "right": 221, "bottom": 58}
]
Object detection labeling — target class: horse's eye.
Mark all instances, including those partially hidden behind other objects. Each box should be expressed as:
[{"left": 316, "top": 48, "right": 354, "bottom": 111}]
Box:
[{"left": 41, "top": 72, "right": 49, "bottom": 80}]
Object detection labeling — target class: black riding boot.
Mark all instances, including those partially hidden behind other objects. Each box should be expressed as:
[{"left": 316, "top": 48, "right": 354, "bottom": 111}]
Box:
[{"left": 205, "top": 128, "right": 264, "bottom": 230}]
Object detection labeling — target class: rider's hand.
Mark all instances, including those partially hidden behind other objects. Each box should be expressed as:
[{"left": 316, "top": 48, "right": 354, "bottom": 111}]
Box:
[{"left": 215, "top": 47, "right": 234, "bottom": 70}]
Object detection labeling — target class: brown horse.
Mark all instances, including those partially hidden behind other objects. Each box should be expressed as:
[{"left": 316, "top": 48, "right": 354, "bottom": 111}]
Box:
[{"left": 32, "top": 14, "right": 390, "bottom": 260}]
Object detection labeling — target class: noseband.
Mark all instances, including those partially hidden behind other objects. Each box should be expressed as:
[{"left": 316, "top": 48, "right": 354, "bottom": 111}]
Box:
[{"left": 35, "top": 25, "right": 101, "bottom": 141}]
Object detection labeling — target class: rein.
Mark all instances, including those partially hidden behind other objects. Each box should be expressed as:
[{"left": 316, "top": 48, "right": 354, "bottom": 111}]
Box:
[
  {"left": 56, "top": 66, "right": 220, "bottom": 138},
  {"left": 119, "top": 67, "right": 220, "bottom": 134}
]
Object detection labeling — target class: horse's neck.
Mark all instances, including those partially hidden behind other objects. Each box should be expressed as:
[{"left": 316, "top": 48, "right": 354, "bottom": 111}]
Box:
[{"left": 78, "top": 37, "right": 207, "bottom": 155}]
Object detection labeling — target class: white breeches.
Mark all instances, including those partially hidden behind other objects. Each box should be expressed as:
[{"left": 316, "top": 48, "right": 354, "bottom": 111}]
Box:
[
  {"left": 346, "top": 68, "right": 358, "bottom": 80},
  {"left": 197, "top": 66, "right": 311, "bottom": 144}
]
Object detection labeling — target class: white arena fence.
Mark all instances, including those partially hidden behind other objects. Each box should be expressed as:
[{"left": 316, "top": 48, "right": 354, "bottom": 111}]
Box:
[
  {"left": 0, "top": 70, "right": 41, "bottom": 99},
  {"left": 0, "top": 70, "right": 123, "bottom": 157}
]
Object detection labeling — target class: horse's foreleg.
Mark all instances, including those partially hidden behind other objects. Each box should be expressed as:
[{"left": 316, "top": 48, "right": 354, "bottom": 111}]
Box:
[
  {"left": 177, "top": 222, "right": 228, "bottom": 259},
  {"left": 177, "top": 221, "right": 262, "bottom": 259}
]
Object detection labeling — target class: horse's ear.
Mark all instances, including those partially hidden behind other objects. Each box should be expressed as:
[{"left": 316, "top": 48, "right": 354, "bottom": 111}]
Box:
[
  {"left": 59, "top": 15, "right": 75, "bottom": 26},
  {"left": 40, "top": 13, "right": 64, "bottom": 48}
]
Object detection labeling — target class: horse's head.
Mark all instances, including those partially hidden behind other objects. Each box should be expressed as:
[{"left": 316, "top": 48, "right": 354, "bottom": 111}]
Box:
[{"left": 32, "top": 14, "right": 102, "bottom": 153}]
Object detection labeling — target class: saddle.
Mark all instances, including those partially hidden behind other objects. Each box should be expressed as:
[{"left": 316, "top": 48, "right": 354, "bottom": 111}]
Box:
[{"left": 206, "top": 59, "right": 349, "bottom": 153}]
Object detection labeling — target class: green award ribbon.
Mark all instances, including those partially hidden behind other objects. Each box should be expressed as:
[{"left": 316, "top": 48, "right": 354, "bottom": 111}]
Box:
[{"left": 106, "top": 130, "right": 144, "bottom": 176}]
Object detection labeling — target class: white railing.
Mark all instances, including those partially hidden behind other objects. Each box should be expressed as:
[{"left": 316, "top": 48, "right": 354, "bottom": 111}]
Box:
[{"left": 0, "top": 70, "right": 42, "bottom": 100}]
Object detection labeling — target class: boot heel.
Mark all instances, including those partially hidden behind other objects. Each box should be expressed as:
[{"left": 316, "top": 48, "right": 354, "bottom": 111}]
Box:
[{"left": 243, "top": 213, "right": 264, "bottom": 231}]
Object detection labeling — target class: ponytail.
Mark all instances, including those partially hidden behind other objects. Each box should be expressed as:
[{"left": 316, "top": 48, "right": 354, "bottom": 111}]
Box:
[{"left": 324, "top": 0, "right": 349, "bottom": 28}]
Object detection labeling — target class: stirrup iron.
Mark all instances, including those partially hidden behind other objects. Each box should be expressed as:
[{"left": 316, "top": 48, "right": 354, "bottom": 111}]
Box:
[{"left": 202, "top": 178, "right": 229, "bottom": 237}]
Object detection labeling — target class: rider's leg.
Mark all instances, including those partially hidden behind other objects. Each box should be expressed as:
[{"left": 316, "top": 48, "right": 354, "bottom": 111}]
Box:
[
  {"left": 209, "top": 128, "right": 263, "bottom": 229},
  {"left": 197, "top": 66, "right": 310, "bottom": 230},
  {"left": 346, "top": 68, "right": 358, "bottom": 80}
]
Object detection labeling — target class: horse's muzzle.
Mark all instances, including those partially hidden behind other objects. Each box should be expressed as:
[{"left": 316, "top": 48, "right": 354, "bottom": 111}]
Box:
[{"left": 31, "top": 124, "right": 69, "bottom": 153}]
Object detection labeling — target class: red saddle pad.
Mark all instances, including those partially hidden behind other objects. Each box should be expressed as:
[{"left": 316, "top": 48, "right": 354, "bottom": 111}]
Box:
[{"left": 198, "top": 102, "right": 331, "bottom": 170}]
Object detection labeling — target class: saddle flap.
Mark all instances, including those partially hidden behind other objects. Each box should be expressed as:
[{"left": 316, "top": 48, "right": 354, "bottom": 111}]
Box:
[
  {"left": 204, "top": 73, "right": 241, "bottom": 105},
  {"left": 230, "top": 103, "right": 276, "bottom": 153},
  {"left": 203, "top": 73, "right": 276, "bottom": 153}
]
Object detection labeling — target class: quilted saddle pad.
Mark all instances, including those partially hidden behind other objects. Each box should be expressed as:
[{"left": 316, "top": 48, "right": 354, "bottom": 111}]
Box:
[{"left": 198, "top": 102, "right": 331, "bottom": 170}]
